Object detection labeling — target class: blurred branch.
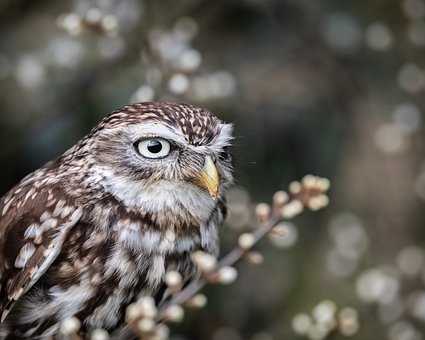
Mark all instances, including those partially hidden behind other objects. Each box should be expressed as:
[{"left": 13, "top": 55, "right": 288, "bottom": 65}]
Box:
[{"left": 113, "top": 175, "right": 330, "bottom": 340}]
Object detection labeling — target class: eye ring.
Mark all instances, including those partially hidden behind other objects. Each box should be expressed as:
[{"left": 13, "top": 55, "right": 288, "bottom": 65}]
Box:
[{"left": 135, "top": 138, "right": 171, "bottom": 159}]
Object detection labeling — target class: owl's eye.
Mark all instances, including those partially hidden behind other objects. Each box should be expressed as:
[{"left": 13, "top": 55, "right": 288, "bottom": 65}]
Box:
[{"left": 136, "top": 138, "right": 171, "bottom": 159}]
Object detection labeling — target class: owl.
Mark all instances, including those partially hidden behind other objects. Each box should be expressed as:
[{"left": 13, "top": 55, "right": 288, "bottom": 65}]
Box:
[{"left": 0, "top": 102, "right": 233, "bottom": 339}]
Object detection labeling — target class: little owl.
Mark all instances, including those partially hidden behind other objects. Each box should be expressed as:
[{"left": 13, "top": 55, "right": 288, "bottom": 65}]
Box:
[{"left": 0, "top": 102, "right": 234, "bottom": 338}]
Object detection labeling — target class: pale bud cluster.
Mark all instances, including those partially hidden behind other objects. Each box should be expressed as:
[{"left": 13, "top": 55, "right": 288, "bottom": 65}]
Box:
[
  {"left": 273, "top": 190, "right": 289, "bottom": 208},
  {"left": 302, "top": 175, "right": 331, "bottom": 192},
  {"left": 57, "top": 14, "right": 83, "bottom": 36},
  {"left": 191, "top": 251, "right": 217, "bottom": 273},
  {"left": 126, "top": 297, "right": 158, "bottom": 323},
  {"left": 60, "top": 318, "right": 111, "bottom": 340},
  {"left": 282, "top": 200, "right": 304, "bottom": 219},
  {"left": 136, "top": 322, "right": 170, "bottom": 340},
  {"left": 137, "top": 318, "right": 156, "bottom": 333},
  {"left": 269, "top": 222, "right": 298, "bottom": 249},
  {"left": 245, "top": 251, "right": 264, "bottom": 265},
  {"left": 126, "top": 298, "right": 157, "bottom": 335},
  {"left": 152, "top": 325, "right": 170, "bottom": 340},
  {"left": 164, "top": 271, "right": 183, "bottom": 292},
  {"left": 117, "top": 176, "right": 331, "bottom": 340},
  {"left": 216, "top": 266, "right": 238, "bottom": 285},
  {"left": 238, "top": 233, "right": 256, "bottom": 250},
  {"left": 163, "top": 305, "right": 184, "bottom": 323},
  {"left": 289, "top": 181, "right": 302, "bottom": 194},
  {"left": 186, "top": 294, "right": 208, "bottom": 309},
  {"left": 57, "top": 9, "right": 119, "bottom": 36},
  {"left": 269, "top": 175, "right": 330, "bottom": 221},
  {"left": 255, "top": 203, "right": 271, "bottom": 223},
  {"left": 292, "top": 300, "right": 359, "bottom": 339},
  {"left": 338, "top": 308, "right": 360, "bottom": 336},
  {"left": 124, "top": 296, "right": 173, "bottom": 340},
  {"left": 90, "top": 329, "right": 109, "bottom": 340},
  {"left": 308, "top": 195, "right": 330, "bottom": 211},
  {"left": 60, "top": 316, "right": 81, "bottom": 336},
  {"left": 131, "top": 17, "right": 236, "bottom": 103}
]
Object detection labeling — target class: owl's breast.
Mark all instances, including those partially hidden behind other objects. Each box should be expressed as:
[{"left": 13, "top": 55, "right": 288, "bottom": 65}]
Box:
[{"left": 7, "top": 220, "right": 199, "bottom": 336}]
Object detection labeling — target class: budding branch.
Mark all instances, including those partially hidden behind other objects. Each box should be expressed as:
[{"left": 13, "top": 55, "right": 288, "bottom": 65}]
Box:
[
  {"left": 109, "top": 175, "right": 330, "bottom": 340},
  {"left": 159, "top": 215, "right": 282, "bottom": 313}
]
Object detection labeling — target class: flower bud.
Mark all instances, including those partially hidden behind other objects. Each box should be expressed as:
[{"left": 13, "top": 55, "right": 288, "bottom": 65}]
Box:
[
  {"left": 91, "top": 328, "right": 109, "bottom": 340},
  {"left": 282, "top": 200, "right": 303, "bottom": 218},
  {"left": 273, "top": 190, "right": 289, "bottom": 207},
  {"left": 292, "top": 313, "right": 312, "bottom": 336},
  {"left": 126, "top": 296, "right": 157, "bottom": 323},
  {"left": 217, "top": 266, "right": 238, "bottom": 285},
  {"left": 57, "top": 13, "right": 83, "bottom": 36},
  {"left": 245, "top": 251, "right": 264, "bottom": 265},
  {"left": 238, "top": 233, "right": 255, "bottom": 250},
  {"left": 302, "top": 175, "right": 318, "bottom": 189},
  {"left": 255, "top": 203, "right": 271, "bottom": 222},
  {"left": 126, "top": 303, "right": 142, "bottom": 323},
  {"left": 60, "top": 317, "right": 81, "bottom": 335},
  {"left": 308, "top": 195, "right": 329, "bottom": 211},
  {"left": 138, "top": 296, "right": 158, "bottom": 319},
  {"left": 153, "top": 324, "right": 170, "bottom": 340},
  {"left": 137, "top": 318, "right": 156, "bottom": 333},
  {"left": 338, "top": 307, "right": 359, "bottom": 336},
  {"left": 101, "top": 15, "right": 118, "bottom": 33},
  {"left": 316, "top": 177, "right": 331, "bottom": 192},
  {"left": 163, "top": 305, "right": 185, "bottom": 323},
  {"left": 186, "top": 294, "right": 208, "bottom": 309},
  {"left": 191, "top": 251, "right": 217, "bottom": 273},
  {"left": 269, "top": 223, "right": 298, "bottom": 248},
  {"left": 289, "top": 181, "right": 302, "bottom": 194},
  {"left": 165, "top": 271, "right": 183, "bottom": 290}
]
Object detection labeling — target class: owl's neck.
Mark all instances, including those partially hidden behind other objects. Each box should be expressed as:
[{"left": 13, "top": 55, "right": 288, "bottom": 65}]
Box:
[
  {"left": 84, "top": 188, "right": 220, "bottom": 256},
  {"left": 77, "top": 165, "right": 220, "bottom": 255}
]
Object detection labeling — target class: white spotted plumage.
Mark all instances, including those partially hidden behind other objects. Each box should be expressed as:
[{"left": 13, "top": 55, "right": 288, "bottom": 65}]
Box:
[
  {"left": 14, "top": 244, "right": 36, "bottom": 269},
  {"left": 0, "top": 102, "right": 233, "bottom": 338}
]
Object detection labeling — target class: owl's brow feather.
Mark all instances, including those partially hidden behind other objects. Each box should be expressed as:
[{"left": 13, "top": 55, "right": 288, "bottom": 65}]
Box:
[
  {"left": 91, "top": 102, "right": 222, "bottom": 146},
  {"left": 106, "top": 121, "right": 232, "bottom": 158},
  {"left": 124, "top": 122, "right": 188, "bottom": 146}
]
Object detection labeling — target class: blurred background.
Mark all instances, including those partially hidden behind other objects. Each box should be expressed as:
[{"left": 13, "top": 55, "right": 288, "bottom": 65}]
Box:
[{"left": 1, "top": 0, "right": 425, "bottom": 339}]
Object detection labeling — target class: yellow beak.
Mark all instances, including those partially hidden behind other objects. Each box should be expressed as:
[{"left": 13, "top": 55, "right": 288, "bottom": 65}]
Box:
[{"left": 197, "top": 156, "right": 220, "bottom": 199}]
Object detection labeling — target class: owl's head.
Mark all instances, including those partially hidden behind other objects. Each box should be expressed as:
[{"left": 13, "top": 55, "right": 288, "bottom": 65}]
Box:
[{"left": 85, "top": 102, "right": 233, "bottom": 223}]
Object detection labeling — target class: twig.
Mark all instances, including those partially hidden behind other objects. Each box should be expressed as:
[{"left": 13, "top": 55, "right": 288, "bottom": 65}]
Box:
[
  {"left": 119, "top": 175, "right": 330, "bottom": 340},
  {"left": 158, "top": 216, "right": 281, "bottom": 313}
]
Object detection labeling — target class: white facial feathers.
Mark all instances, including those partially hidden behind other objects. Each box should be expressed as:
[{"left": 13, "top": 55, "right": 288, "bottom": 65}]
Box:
[
  {"left": 126, "top": 122, "right": 187, "bottom": 146},
  {"left": 124, "top": 121, "right": 233, "bottom": 154},
  {"left": 96, "top": 169, "right": 216, "bottom": 224},
  {"left": 208, "top": 123, "right": 234, "bottom": 153},
  {"left": 90, "top": 114, "right": 233, "bottom": 237}
]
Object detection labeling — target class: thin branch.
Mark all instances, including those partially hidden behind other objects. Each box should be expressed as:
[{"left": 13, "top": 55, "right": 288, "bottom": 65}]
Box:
[
  {"left": 117, "top": 175, "right": 330, "bottom": 340},
  {"left": 158, "top": 216, "right": 281, "bottom": 313}
]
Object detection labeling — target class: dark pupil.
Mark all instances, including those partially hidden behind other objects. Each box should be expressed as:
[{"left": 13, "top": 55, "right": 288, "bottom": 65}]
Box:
[{"left": 147, "top": 140, "right": 163, "bottom": 153}]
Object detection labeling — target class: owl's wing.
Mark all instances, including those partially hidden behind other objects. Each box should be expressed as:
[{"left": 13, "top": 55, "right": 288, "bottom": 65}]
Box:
[{"left": 0, "top": 182, "right": 83, "bottom": 322}]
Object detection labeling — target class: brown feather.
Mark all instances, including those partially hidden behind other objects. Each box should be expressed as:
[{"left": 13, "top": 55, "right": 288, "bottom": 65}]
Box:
[{"left": 0, "top": 183, "right": 83, "bottom": 322}]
